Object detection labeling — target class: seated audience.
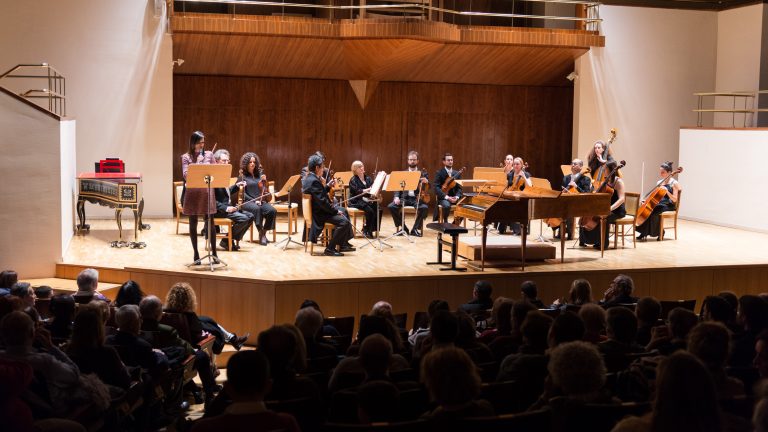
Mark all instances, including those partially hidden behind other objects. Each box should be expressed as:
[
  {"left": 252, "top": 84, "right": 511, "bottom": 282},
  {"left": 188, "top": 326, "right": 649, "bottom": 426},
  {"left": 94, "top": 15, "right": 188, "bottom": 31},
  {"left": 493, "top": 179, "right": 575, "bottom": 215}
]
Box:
[
  {"left": 299, "top": 299, "right": 340, "bottom": 337},
  {"left": 191, "top": 350, "right": 300, "bottom": 432},
  {"left": 579, "top": 303, "right": 607, "bottom": 344},
  {"left": 755, "top": 330, "right": 768, "bottom": 378},
  {"left": 520, "top": 280, "right": 545, "bottom": 308},
  {"left": 599, "top": 307, "right": 644, "bottom": 372},
  {"left": 482, "top": 299, "right": 515, "bottom": 359},
  {"left": 46, "top": 294, "right": 76, "bottom": 342},
  {"left": 66, "top": 306, "right": 131, "bottom": 390},
  {"left": 416, "top": 310, "right": 459, "bottom": 360},
  {"left": 330, "top": 327, "right": 410, "bottom": 393},
  {"left": 74, "top": 268, "right": 110, "bottom": 303},
  {"left": 459, "top": 280, "right": 494, "bottom": 315},
  {"left": 294, "top": 306, "right": 338, "bottom": 362},
  {"left": 357, "top": 380, "right": 401, "bottom": 424},
  {"left": 106, "top": 304, "right": 168, "bottom": 379},
  {"left": 687, "top": 322, "right": 744, "bottom": 398},
  {"left": 730, "top": 295, "right": 768, "bottom": 368},
  {"left": 613, "top": 352, "right": 723, "bottom": 432},
  {"left": 257, "top": 324, "right": 320, "bottom": 402},
  {"left": 552, "top": 278, "right": 593, "bottom": 310},
  {"left": 349, "top": 314, "right": 404, "bottom": 356},
  {"left": 0, "top": 270, "right": 18, "bottom": 296},
  {"left": 635, "top": 297, "right": 661, "bottom": 346},
  {"left": 646, "top": 307, "right": 698, "bottom": 355},
  {"left": 410, "top": 299, "right": 450, "bottom": 354},
  {"left": 421, "top": 346, "right": 494, "bottom": 420},
  {"left": 548, "top": 311, "right": 586, "bottom": 349},
  {"left": 599, "top": 274, "right": 638, "bottom": 308},
  {"left": 34, "top": 285, "right": 53, "bottom": 300},
  {"left": 487, "top": 300, "right": 536, "bottom": 356},
  {"left": 497, "top": 312, "right": 553, "bottom": 406},
  {"left": 10, "top": 282, "right": 39, "bottom": 321},
  {"left": 164, "top": 282, "right": 248, "bottom": 353},
  {"left": 455, "top": 310, "right": 493, "bottom": 364},
  {"left": 114, "top": 280, "right": 145, "bottom": 307},
  {"left": 701, "top": 295, "right": 742, "bottom": 334}
]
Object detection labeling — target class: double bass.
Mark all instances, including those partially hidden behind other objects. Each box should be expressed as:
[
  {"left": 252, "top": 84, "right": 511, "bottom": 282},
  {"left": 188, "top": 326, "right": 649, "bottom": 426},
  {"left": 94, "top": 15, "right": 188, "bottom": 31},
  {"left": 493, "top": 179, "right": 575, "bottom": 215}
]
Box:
[
  {"left": 579, "top": 160, "right": 626, "bottom": 231},
  {"left": 592, "top": 128, "right": 618, "bottom": 191},
  {"left": 634, "top": 167, "right": 683, "bottom": 227}
]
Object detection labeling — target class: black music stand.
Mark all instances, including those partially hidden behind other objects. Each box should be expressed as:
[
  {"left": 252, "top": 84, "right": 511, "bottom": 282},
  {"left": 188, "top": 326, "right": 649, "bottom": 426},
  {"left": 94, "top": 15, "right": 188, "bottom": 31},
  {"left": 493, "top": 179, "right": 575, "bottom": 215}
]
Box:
[
  {"left": 274, "top": 174, "right": 303, "bottom": 250},
  {"left": 185, "top": 163, "right": 231, "bottom": 271},
  {"left": 359, "top": 171, "right": 391, "bottom": 251},
  {"left": 383, "top": 170, "right": 422, "bottom": 244}
]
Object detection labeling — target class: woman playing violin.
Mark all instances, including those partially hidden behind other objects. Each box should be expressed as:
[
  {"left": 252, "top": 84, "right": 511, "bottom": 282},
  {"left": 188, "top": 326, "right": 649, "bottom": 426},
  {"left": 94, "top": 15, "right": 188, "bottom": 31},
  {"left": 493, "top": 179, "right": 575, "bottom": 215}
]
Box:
[
  {"left": 180, "top": 131, "right": 217, "bottom": 263},
  {"left": 349, "top": 161, "right": 382, "bottom": 239},
  {"left": 239, "top": 152, "right": 277, "bottom": 246},
  {"left": 498, "top": 157, "right": 532, "bottom": 235},
  {"left": 636, "top": 161, "right": 681, "bottom": 241},
  {"left": 580, "top": 159, "right": 625, "bottom": 249}
]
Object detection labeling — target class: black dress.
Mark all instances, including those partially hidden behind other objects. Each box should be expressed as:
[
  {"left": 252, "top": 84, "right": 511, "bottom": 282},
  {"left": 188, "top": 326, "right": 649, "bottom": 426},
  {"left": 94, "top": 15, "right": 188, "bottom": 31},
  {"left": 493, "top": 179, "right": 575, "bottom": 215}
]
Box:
[
  {"left": 349, "top": 174, "right": 381, "bottom": 234},
  {"left": 580, "top": 185, "right": 626, "bottom": 247},
  {"left": 499, "top": 171, "right": 529, "bottom": 234},
  {"left": 636, "top": 180, "right": 677, "bottom": 237},
  {"left": 240, "top": 174, "right": 277, "bottom": 231}
]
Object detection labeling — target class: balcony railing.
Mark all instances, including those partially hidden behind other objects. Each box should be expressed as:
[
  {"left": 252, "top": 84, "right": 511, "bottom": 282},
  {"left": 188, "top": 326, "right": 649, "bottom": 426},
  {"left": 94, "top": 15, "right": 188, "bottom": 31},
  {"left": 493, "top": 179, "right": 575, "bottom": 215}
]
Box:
[{"left": 0, "top": 63, "right": 66, "bottom": 117}]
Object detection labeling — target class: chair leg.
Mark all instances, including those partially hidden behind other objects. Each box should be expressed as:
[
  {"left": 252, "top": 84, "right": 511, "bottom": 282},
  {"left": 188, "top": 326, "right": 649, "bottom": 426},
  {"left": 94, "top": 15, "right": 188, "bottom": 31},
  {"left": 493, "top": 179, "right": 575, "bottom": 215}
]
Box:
[
  {"left": 176, "top": 216, "right": 180, "bottom": 235},
  {"left": 674, "top": 217, "right": 678, "bottom": 240},
  {"left": 632, "top": 224, "right": 636, "bottom": 248},
  {"left": 228, "top": 229, "right": 233, "bottom": 251},
  {"left": 613, "top": 224, "right": 617, "bottom": 249},
  {"left": 304, "top": 226, "right": 309, "bottom": 253}
]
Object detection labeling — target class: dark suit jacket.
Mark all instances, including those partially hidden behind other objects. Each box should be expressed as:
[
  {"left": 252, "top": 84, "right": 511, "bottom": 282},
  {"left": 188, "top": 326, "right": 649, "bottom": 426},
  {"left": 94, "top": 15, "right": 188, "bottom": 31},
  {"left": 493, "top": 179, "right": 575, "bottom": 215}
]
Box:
[
  {"left": 562, "top": 173, "right": 593, "bottom": 193},
  {"left": 394, "top": 169, "right": 429, "bottom": 200},
  {"left": 213, "top": 184, "right": 240, "bottom": 216},
  {"left": 106, "top": 330, "right": 167, "bottom": 377},
  {"left": 302, "top": 171, "right": 338, "bottom": 241},
  {"left": 434, "top": 168, "right": 463, "bottom": 201},
  {"left": 141, "top": 319, "right": 195, "bottom": 356}
]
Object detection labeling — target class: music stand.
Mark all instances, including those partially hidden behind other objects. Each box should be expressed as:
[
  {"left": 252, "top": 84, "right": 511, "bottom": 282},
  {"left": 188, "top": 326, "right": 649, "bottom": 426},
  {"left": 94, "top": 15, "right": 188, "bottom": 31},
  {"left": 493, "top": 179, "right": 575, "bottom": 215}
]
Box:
[
  {"left": 185, "top": 163, "right": 232, "bottom": 271},
  {"left": 383, "top": 170, "right": 422, "bottom": 243},
  {"left": 274, "top": 174, "right": 303, "bottom": 250},
  {"left": 360, "top": 171, "right": 392, "bottom": 251}
]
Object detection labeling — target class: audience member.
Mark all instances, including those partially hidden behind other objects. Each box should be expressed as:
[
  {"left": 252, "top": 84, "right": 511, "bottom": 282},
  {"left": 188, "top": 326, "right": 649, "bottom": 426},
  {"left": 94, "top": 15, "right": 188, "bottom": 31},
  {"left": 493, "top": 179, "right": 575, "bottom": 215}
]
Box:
[
  {"left": 600, "top": 274, "right": 638, "bottom": 308},
  {"left": 497, "top": 312, "right": 553, "bottom": 406},
  {"left": 421, "top": 346, "right": 494, "bottom": 420},
  {"left": 755, "top": 330, "right": 768, "bottom": 378},
  {"left": 0, "top": 270, "right": 18, "bottom": 296},
  {"left": 46, "top": 294, "right": 76, "bottom": 342},
  {"left": 599, "top": 307, "right": 644, "bottom": 372},
  {"left": 164, "top": 282, "right": 248, "bottom": 353},
  {"left": 351, "top": 314, "right": 404, "bottom": 356},
  {"left": 10, "top": 282, "right": 39, "bottom": 321},
  {"left": 299, "top": 299, "right": 340, "bottom": 337},
  {"left": 410, "top": 299, "right": 449, "bottom": 355},
  {"left": 417, "top": 310, "right": 459, "bottom": 359},
  {"left": 34, "top": 285, "right": 53, "bottom": 300},
  {"left": 520, "top": 281, "right": 545, "bottom": 308},
  {"left": 701, "top": 295, "right": 742, "bottom": 334},
  {"left": 552, "top": 278, "right": 593, "bottom": 310},
  {"left": 579, "top": 303, "right": 607, "bottom": 344},
  {"left": 460, "top": 280, "right": 494, "bottom": 315},
  {"left": 106, "top": 304, "right": 168, "bottom": 379},
  {"left": 731, "top": 295, "right": 768, "bottom": 367},
  {"left": 635, "top": 297, "right": 661, "bottom": 346},
  {"left": 66, "top": 307, "right": 131, "bottom": 389},
  {"left": 548, "top": 311, "right": 586, "bottom": 348},
  {"left": 191, "top": 350, "right": 300, "bottom": 432},
  {"left": 294, "top": 306, "right": 338, "bottom": 361},
  {"left": 74, "top": 268, "right": 110, "bottom": 303},
  {"left": 687, "top": 322, "right": 745, "bottom": 398},
  {"left": 357, "top": 380, "right": 401, "bottom": 424},
  {"left": 455, "top": 310, "right": 493, "bottom": 364},
  {"left": 478, "top": 297, "right": 511, "bottom": 341},
  {"left": 115, "top": 280, "right": 145, "bottom": 307},
  {"left": 257, "top": 325, "right": 320, "bottom": 402},
  {"left": 647, "top": 307, "right": 698, "bottom": 355},
  {"left": 484, "top": 299, "right": 518, "bottom": 360}
]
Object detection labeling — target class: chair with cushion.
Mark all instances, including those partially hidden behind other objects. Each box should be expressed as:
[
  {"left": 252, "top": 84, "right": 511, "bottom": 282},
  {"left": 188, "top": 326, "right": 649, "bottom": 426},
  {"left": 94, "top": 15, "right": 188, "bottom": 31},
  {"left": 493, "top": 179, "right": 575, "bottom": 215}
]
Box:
[
  {"left": 658, "top": 190, "right": 681, "bottom": 240},
  {"left": 302, "top": 193, "right": 335, "bottom": 255},
  {"left": 613, "top": 192, "right": 639, "bottom": 249}
]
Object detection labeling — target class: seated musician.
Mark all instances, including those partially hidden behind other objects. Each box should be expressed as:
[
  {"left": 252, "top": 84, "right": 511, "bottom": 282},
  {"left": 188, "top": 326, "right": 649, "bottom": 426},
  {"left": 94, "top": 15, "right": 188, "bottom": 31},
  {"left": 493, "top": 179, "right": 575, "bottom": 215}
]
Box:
[
  {"left": 579, "top": 159, "right": 625, "bottom": 250},
  {"left": 349, "top": 161, "right": 382, "bottom": 239},
  {"left": 502, "top": 154, "right": 514, "bottom": 174},
  {"left": 499, "top": 157, "right": 532, "bottom": 235},
  {"left": 636, "top": 161, "right": 681, "bottom": 241},
  {"left": 433, "top": 153, "right": 463, "bottom": 223},
  {"left": 388, "top": 150, "right": 429, "bottom": 237},
  {"left": 554, "top": 158, "right": 593, "bottom": 240},
  {"left": 587, "top": 140, "right": 612, "bottom": 188},
  {"left": 212, "top": 150, "right": 255, "bottom": 251},
  {"left": 238, "top": 152, "right": 277, "bottom": 246},
  {"left": 302, "top": 154, "right": 355, "bottom": 256}
]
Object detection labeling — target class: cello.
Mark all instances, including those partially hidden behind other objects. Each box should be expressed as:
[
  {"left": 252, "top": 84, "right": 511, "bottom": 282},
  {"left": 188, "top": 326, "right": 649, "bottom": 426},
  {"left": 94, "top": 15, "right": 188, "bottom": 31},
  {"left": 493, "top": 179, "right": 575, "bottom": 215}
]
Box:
[
  {"left": 634, "top": 166, "right": 683, "bottom": 227},
  {"left": 592, "top": 128, "right": 618, "bottom": 191},
  {"left": 579, "top": 160, "right": 626, "bottom": 231}
]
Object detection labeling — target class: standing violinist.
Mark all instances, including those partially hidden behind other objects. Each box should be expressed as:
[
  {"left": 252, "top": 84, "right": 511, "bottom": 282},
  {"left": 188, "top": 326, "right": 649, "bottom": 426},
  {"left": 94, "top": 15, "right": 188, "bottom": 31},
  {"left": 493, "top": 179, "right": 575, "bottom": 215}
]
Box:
[
  {"left": 349, "top": 161, "right": 382, "bottom": 239},
  {"left": 579, "top": 159, "right": 625, "bottom": 250},
  {"left": 498, "top": 157, "right": 532, "bottom": 235},
  {"left": 180, "top": 131, "right": 216, "bottom": 263},
  {"left": 212, "top": 150, "right": 255, "bottom": 251},
  {"left": 389, "top": 150, "right": 429, "bottom": 237},
  {"left": 238, "top": 152, "right": 277, "bottom": 246},
  {"left": 554, "top": 158, "right": 593, "bottom": 240},
  {"left": 636, "top": 161, "right": 681, "bottom": 241},
  {"left": 302, "top": 154, "right": 355, "bottom": 256},
  {"left": 433, "top": 153, "right": 463, "bottom": 223}
]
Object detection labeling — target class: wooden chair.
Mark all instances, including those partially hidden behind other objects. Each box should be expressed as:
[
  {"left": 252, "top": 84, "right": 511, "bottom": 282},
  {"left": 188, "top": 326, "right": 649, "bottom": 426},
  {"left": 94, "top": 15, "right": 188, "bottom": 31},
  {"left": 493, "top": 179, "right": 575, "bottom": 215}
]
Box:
[
  {"left": 159, "top": 312, "right": 216, "bottom": 359},
  {"left": 343, "top": 185, "right": 368, "bottom": 238},
  {"left": 175, "top": 180, "right": 232, "bottom": 250},
  {"left": 248, "top": 181, "right": 299, "bottom": 243},
  {"left": 301, "top": 193, "right": 334, "bottom": 254},
  {"left": 659, "top": 190, "right": 681, "bottom": 240},
  {"left": 613, "top": 192, "right": 639, "bottom": 249}
]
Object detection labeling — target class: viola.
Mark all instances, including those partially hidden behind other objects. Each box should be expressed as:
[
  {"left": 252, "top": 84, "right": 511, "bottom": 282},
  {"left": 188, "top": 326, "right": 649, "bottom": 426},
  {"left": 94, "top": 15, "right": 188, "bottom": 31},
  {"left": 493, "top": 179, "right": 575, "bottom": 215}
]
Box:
[
  {"left": 416, "top": 170, "right": 431, "bottom": 204},
  {"left": 634, "top": 167, "right": 683, "bottom": 227},
  {"left": 441, "top": 166, "right": 467, "bottom": 194},
  {"left": 256, "top": 164, "right": 273, "bottom": 203},
  {"left": 579, "top": 160, "right": 626, "bottom": 231}
]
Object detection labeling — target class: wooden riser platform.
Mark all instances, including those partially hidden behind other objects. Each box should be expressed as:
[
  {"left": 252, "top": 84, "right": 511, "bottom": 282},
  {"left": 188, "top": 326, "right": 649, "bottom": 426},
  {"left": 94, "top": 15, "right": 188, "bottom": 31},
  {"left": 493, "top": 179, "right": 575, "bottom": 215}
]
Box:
[{"left": 50, "top": 217, "right": 768, "bottom": 342}]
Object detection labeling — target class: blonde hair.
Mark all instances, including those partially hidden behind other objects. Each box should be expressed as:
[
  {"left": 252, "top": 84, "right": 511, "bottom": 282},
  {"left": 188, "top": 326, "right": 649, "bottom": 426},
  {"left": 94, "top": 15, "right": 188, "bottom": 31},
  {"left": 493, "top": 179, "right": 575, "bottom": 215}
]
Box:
[
  {"left": 165, "top": 282, "right": 197, "bottom": 312},
  {"left": 351, "top": 160, "right": 363, "bottom": 172}
]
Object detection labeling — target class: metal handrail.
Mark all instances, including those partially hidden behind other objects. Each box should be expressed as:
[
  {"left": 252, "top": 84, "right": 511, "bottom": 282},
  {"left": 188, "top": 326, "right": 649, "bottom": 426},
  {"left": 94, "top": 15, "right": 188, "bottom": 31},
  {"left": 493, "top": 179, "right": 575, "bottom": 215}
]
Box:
[
  {"left": 0, "top": 63, "right": 66, "bottom": 117},
  {"left": 693, "top": 91, "right": 755, "bottom": 128},
  {"left": 175, "top": 0, "right": 602, "bottom": 29}
]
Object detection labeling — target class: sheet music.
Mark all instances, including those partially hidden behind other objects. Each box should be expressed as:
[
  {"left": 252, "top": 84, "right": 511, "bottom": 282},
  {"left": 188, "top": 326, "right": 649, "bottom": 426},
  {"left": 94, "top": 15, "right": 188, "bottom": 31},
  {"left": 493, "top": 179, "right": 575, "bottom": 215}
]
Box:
[{"left": 370, "top": 171, "right": 387, "bottom": 196}]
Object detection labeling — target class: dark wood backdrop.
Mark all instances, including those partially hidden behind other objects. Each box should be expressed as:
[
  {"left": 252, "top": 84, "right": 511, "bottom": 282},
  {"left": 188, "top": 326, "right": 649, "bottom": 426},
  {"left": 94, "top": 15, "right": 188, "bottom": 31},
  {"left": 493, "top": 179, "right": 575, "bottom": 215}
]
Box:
[{"left": 173, "top": 75, "right": 573, "bottom": 208}]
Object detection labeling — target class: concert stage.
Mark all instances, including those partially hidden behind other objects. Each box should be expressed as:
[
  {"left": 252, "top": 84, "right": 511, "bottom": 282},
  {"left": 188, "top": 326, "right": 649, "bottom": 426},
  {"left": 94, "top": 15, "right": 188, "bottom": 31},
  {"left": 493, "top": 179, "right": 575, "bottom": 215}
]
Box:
[{"left": 55, "top": 217, "right": 768, "bottom": 344}]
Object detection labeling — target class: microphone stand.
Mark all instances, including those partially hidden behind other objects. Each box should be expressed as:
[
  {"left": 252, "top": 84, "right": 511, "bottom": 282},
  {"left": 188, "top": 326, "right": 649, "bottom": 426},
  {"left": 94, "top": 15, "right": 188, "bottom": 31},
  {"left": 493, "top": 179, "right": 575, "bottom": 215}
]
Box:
[{"left": 274, "top": 183, "right": 303, "bottom": 250}]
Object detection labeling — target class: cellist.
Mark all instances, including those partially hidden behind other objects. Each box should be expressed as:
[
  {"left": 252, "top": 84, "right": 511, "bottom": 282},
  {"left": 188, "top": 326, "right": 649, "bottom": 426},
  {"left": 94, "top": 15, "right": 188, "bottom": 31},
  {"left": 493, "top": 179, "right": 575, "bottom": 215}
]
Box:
[
  {"left": 579, "top": 159, "right": 625, "bottom": 250},
  {"left": 238, "top": 152, "right": 277, "bottom": 246},
  {"left": 636, "top": 161, "right": 681, "bottom": 241},
  {"left": 587, "top": 140, "right": 612, "bottom": 188},
  {"left": 553, "top": 158, "right": 593, "bottom": 240}
]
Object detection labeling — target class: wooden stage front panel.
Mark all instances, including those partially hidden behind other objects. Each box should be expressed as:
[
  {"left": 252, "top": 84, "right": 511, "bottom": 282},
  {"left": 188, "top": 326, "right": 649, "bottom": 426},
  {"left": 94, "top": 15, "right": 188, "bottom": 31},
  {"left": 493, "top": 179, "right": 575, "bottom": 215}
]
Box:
[{"left": 57, "top": 217, "right": 768, "bottom": 343}]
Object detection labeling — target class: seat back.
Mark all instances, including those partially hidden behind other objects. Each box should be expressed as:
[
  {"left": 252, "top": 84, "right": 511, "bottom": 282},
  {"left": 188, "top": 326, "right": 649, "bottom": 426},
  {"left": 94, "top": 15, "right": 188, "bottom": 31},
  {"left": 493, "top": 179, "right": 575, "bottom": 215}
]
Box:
[
  {"left": 624, "top": 192, "right": 640, "bottom": 216},
  {"left": 160, "top": 312, "right": 193, "bottom": 343},
  {"left": 302, "top": 193, "right": 312, "bottom": 226},
  {"left": 325, "top": 316, "right": 355, "bottom": 337},
  {"left": 412, "top": 311, "right": 428, "bottom": 332},
  {"left": 458, "top": 408, "right": 552, "bottom": 431},
  {"left": 173, "top": 181, "right": 184, "bottom": 213},
  {"left": 659, "top": 299, "right": 696, "bottom": 318},
  {"left": 550, "top": 398, "right": 651, "bottom": 432}
]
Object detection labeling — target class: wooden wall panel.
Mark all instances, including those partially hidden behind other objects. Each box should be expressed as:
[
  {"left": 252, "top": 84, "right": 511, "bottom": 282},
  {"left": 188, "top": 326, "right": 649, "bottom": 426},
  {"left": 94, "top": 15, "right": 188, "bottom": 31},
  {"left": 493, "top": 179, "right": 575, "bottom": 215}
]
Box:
[
  {"left": 127, "top": 271, "right": 203, "bottom": 315},
  {"left": 200, "top": 279, "right": 274, "bottom": 345},
  {"left": 174, "top": 76, "right": 574, "bottom": 210}
]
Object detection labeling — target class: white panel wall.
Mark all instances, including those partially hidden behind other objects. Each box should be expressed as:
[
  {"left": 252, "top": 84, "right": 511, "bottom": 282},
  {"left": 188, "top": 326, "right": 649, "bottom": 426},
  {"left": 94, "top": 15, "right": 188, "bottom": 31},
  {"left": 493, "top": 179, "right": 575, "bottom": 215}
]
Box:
[
  {"left": 574, "top": 6, "right": 717, "bottom": 195},
  {"left": 0, "top": 0, "right": 173, "bottom": 218},
  {"left": 679, "top": 128, "right": 768, "bottom": 232},
  {"left": 60, "top": 120, "right": 76, "bottom": 258}
]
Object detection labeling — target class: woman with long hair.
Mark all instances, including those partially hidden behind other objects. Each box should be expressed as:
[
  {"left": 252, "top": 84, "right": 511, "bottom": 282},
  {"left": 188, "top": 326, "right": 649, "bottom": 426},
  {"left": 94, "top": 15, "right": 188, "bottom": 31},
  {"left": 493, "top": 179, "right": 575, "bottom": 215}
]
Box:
[
  {"left": 180, "top": 131, "right": 217, "bottom": 263},
  {"left": 349, "top": 160, "right": 381, "bottom": 238},
  {"left": 636, "top": 161, "right": 681, "bottom": 241},
  {"left": 579, "top": 159, "right": 625, "bottom": 249},
  {"left": 237, "top": 152, "right": 277, "bottom": 246}
]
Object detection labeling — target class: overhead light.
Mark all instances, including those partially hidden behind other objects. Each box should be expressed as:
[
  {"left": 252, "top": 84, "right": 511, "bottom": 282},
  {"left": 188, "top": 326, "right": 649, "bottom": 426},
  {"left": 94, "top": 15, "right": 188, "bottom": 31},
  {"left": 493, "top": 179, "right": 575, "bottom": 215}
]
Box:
[{"left": 172, "top": 59, "right": 185, "bottom": 67}]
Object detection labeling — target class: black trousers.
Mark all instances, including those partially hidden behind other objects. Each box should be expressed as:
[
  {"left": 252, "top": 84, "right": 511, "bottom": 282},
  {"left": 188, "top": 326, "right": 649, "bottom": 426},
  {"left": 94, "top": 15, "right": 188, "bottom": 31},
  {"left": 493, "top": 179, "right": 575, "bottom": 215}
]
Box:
[
  {"left": 351, "top": 201, "right": 382, "bottom": 232},
  {"left": 580, "top": 212, "right": 624, "bottom": 246},
  {"left": 433, "top": 198, "right": 456, "bottom": 221},
  {"left": 215, "top": 210, "right": 254, "bottom": 242},
  {"left": 636, "top": 204, "right": 673, "bottom": 237},
  {"left": 325, "top": 214, "right": 353, "bottom": 250},
  {"left": 240, "top": 201, "right": 276, "bottom": 231},
  {"left": 389, "top": 199, "right": 428, "bottom": 231}
]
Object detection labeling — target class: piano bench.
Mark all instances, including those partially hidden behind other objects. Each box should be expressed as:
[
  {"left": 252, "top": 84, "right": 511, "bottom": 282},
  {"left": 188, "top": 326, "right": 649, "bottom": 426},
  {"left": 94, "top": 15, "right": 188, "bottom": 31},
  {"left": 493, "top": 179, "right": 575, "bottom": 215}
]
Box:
[{"left": 426, "top": 222, "right": 468, "bottom": 272}]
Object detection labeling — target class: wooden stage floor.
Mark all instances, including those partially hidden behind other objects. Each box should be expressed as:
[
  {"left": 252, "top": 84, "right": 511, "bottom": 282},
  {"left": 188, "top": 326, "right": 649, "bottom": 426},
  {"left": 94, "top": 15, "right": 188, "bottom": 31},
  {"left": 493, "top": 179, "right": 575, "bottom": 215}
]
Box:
[{"left": 58, "top": 217, "right": 768, "bottom": 339}]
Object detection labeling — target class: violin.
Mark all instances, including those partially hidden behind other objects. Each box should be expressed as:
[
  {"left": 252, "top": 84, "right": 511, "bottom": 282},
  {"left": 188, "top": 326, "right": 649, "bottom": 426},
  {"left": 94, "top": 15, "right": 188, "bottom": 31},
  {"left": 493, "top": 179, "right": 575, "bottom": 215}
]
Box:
[
  {"left": 416, "top": 170, "right": 431, "bottom": 204},
  {"left": 508, "top": 162, "right": 530, "bottom": 191},
  {"left": 441, "top": 166, "right": 467, "bottom": 194},
  {"left": 256, "top": 163, "right": 273, "bottom": 203},
  {"left": 579, "top": 160, "right": 626, "bottom": 231},
  {"left": 635, "top": 167, "right": 683, "bottom": 227}
]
